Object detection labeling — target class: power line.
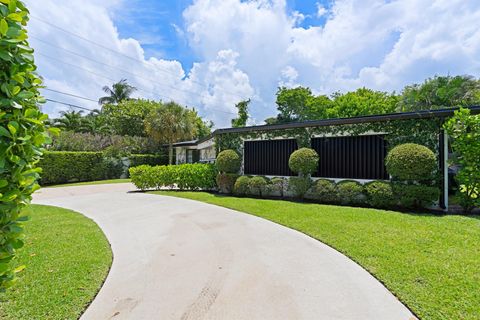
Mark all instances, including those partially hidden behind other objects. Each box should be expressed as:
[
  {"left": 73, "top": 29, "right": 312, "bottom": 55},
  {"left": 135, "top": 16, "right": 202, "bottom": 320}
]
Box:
[
  {"left": 30, "top": 15, "right": 248, "bottom": 100},
  {"left": 43, "top": 88, "right": 98, "bottom": 103},
  {"left": 45, "top": 98, "right": 96, "bottom": 112}
]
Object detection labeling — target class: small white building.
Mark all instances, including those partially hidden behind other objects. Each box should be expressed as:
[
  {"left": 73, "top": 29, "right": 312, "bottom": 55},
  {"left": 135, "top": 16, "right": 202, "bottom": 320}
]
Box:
[{"left": 173, "top": 135, "right": 216, "bottom": 164}]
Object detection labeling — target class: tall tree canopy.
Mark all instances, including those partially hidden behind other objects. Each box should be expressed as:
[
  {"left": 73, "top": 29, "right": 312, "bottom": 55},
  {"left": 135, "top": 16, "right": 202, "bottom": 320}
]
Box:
[
  {"left": 231, "top": 99, "right": 251, "bottom": 127},
  {"left": 102, "top": 99, "right": 157, "bottom": 137},
  {"left": 398, "top": 75, "right": 480, "bottom": 112},
  {"left": 98, "top": 79, "right": 137, "bottom": 105},
  {"left": 145, "top": 102, "right": 198, "bottom": 164}
]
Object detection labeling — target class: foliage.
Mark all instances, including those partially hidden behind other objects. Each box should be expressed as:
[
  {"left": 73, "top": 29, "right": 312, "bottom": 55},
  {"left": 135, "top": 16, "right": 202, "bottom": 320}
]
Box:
[
  {"left": 216, "top": 149, "right": 241, "bottom": 173},
  {"left": 444, "top": 108, "right": 480, "bottom": 212},
  {"left": 0, "top": 0, "right": 51, "bottom": 291},
  {"left": 288, "top": 147, "right": 319, "bottom": 176},
  {"left": 154, "top": 191, "right": 480, "bottom": 320},
  {"left": 329, "top": 88, "right": 398, "bottom": 118},
  {"left": 0, "top": 205, "right": 111, "bottom": 320},
  {"left": 54, "top": 110, "right": 84, "bottom": 131},
  {"left": 398, "top": 75, "right": 480, "bottom": 112},
  {"left": 288, "top": 176, "right": 312, "bottom": 198},
  {"left": 192, "top": 109, "right": 213, "bottom": 139},
  {"left": 49, "top": 130, "right": 163, "bottom": 154},
  {"left": 128, "top": 154, "right": 168, "bottom": 168},
  {"left": 336, "top": 180, "right": 365, "bottom": 205},
  {"left": 393, "top": 183, "right": 440, "bottom": 208},
  {"left": 216, "top": 173, "right": 239, "bottom": 194},
  {"left": 98, "top": 79, "right": 136, "bottom": 105},
  {"left": 145, "top": 101, "right": 197, "bottom": 164},
  {"left": 231, "top": 99, "right": 250, "bottom": 128},
  {"left": 305, "top": 179, "right": 338, "bottom": 203},
  {"left": 264, "top": 177, "right": 284, "bottom": 197},
  {"left": 247, "top": 176, "right": 268, "bottom": 196},
  {"left": 39, "top": 152, "right": 112, "bottom": 185},
  {"left": 129, "top": 164, "right": 217, "bottom": 191},
  {"left": 233, "top": 175, "right": 250, "bottom": 196},
  {"left": 364, "top": 181, "right": 395, "bottom": 208},
  {"left": 102, "top": 99, "right": 157, "bottom": 137},
  {"left": 385, "top": 143, "right": 437, "bottom": 181}
]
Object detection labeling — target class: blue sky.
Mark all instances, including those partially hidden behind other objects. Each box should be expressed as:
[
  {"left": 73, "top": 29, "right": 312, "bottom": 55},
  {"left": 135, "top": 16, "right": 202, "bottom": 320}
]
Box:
[{"left": 26, "top": 0, "right": 480, "bottom": 127}]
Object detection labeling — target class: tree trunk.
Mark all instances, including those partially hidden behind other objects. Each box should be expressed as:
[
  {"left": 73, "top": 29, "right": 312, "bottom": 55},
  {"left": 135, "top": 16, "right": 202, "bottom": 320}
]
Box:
[{"left": 168, "top": 143, "right": 174, "bottom": 165}]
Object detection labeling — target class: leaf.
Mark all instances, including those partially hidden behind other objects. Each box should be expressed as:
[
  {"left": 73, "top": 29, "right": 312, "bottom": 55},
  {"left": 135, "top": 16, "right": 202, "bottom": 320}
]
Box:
[
  {"left": 0, "top": 179, "right": 8, "bottom": 188},
  {"left": 7, "top": 13, "right": 22, "bottom": 22},
  {"left": 0, "top": 50, "right": 12, "bottom": 61},
  {"left": 0, "top": 19, "right": 7, "bottom": 36},
  {"left": 0, "top": 126, "right": 11, "bottom": 138},
  {"left": 13, "top": 265, "right": 25, "bottom": 274},
  {"left": 7, "top": 121, "right": 18, "bottom": 135},
  {"left": 11, "top": 86, "right": 20, "bottom": 96}
]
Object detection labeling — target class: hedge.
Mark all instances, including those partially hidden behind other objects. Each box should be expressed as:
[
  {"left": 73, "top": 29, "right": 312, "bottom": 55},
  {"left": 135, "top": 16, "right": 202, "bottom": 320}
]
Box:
[
  {"left": 129, "top": 154, "right": 168, "bottom": 168},
  {"left": 130, "top": 164, "right": 217, "bottom": 191}
]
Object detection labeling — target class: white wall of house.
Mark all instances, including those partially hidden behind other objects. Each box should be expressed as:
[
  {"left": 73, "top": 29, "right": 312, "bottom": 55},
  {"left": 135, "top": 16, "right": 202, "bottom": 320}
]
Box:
[{"left": 175, "top": 147, "right": 187, "bottom": 164}]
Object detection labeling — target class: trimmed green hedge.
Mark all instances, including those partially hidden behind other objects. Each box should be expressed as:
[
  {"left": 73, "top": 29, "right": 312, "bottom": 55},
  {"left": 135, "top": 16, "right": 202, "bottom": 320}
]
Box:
[
  {"left": 39, "top": 152, "right": 108, "bottom": 185},
  {"left": 129, "top": 154, "right": 168, "bottom": 168},
  {"left": 130, "top": 164, "right": 217, "bottom": 191}
]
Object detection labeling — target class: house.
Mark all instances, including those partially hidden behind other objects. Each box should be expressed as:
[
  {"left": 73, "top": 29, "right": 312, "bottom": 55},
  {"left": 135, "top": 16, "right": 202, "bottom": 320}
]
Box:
[{"left": 173, "top": 106, "right": 480, "bottom": 209}]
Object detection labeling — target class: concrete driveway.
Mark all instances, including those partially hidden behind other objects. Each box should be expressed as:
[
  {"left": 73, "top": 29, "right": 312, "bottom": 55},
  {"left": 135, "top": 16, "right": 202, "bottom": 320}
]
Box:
[{"left": 33, "top": 184, "right": 414, "bottom": 320}]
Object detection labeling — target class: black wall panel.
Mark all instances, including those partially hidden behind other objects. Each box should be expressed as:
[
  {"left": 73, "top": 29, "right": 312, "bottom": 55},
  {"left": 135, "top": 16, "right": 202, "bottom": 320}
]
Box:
[
  {"left": 311, "top": 135, "right": 388, "bottom": 179},
  {"left": 244, "top": 139, "right": 297, "bottom": 176}
]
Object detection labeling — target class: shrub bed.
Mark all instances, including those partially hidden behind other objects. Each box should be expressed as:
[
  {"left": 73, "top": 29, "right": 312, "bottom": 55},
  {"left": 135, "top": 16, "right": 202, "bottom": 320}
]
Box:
[
  {"left": 305, "top": 179, "right": 338, "bottom": 203},
  {"left": 216, "top": 173, "right": 239, "bottom": 194},
  {"left": 247, "top": 176, "right": 269, "bottom": 196},
  {"left": 129, "top": 154, "right": 168, "bottom": 167},
  {"left": 337, "top": 180, "right": 365, "bottom": 205},
  {"left": 393, "top": 183, "right": 440, "bottom": 208},
  {"left": 233, "top": 176, "right": 251, "bottom": 196},
  {"left": 365, "top": 181, "right": 395, "bottom": 208},
  {"left": 288, "top": 176, "right": 312, "bottom": 199},
  {"left": 130, "top": 164, "right": 217, "bottom": 191}
]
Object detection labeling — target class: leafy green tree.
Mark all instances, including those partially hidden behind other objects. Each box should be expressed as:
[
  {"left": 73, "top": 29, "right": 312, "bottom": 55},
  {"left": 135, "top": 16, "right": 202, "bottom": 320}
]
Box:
[
  {"left": 444, "top": 108, "right": 480, "bottom": 213},
  {"left": 98, "top": 79, "right": 137, "bottom": 105},
  {"left": 0, "top": 0, "right": 52, "bottom": 291},
  {"left": 231, "top": 99, "right": 250, "bottom": 127},
  {"left": 398, "top": 75, "right": 480, "bottom": 112},
  {"left": 329, "top": 88, "right": 398, "bottom": 118},
  {"left": 190, "top": 109, "right": 213, "bottom": 138},
  {"left": 145, "top": 102, "right": 198, "bottom": 164},
  {"left": 102, "top": 99, "right": 158, "bottom": 137},
  {"left": 54, "top": 110, "right": 84, "bottom": 131},
  {"left": 80, "top": 110, "right": 111, "bottom": 135},
  {"left": 275, "top": 86, "right": 316, "bottom": 123}
]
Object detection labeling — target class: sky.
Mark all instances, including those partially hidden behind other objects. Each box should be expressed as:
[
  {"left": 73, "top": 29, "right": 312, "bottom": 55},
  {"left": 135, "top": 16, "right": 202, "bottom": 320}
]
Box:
[{"left": 25, "top": 0, "right": 480, "bottom": 127}]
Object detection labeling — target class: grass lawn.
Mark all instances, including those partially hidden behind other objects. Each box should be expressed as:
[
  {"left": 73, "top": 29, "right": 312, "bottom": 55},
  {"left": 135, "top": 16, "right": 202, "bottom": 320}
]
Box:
[
  {"left": 0, "top": 205, "right": 112, "bottom": 320},
  {"left": 152, "top": 191, "right": 480, "bottom": 320},
  {"left": 45, "top": 178, "right": 131, "bottom": 188}
]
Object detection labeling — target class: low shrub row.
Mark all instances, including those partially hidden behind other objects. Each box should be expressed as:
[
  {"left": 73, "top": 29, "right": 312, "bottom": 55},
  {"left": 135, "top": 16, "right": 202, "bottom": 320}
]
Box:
[
  {"left": 38, "top": 151, "right": 166, "bottom": 185},
  {"left": 129, "top": 164, "right": 217, "bottom": 191},
  {"left": 227, "top": 175, "right": 439, "bottom": 209}
]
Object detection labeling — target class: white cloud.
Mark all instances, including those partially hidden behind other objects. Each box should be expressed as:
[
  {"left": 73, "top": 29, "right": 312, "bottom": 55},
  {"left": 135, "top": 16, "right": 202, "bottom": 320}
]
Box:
[
  {"left": 27, "top": 0, "right": 480, "bottom": 127},
  {"left": 316, "top": 3, "right": 328, "bottom": 17}
]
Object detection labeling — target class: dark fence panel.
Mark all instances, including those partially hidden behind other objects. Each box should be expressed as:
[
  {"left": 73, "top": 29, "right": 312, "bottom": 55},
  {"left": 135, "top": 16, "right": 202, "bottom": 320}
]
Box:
[
  {"left": 244, "top": 139, "right": 298, "bottom": 176},
  {"left": 311, "top": 135, "right": 388, "bottom": 179}
]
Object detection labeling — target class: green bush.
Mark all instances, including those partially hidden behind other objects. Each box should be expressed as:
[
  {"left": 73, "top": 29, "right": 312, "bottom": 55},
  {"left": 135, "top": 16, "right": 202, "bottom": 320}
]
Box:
[
  {"left": 216, "top": 173, "right": 239, "bottom": 194},
  {"left": 337, "top": 180, "right": 365, "bottom": 205},
  {"left": 39, "top": 152, "right": 109, "bottom": 185},
  {"left": 288, "top": 148, "right": 319, "bottom": 176},
  {"left": 264, "top": 177, "right": 284, "bottom": 197},
  {"left": 386, "top": 143, "right": 437, "bottom": 181},
  {"left": 364, "top": 181, "right": 395, "bottom": 208},
  {"left": 288, "top": 176, "right": 312, "bottom": 198},
  {"left": 129, "top": 164, "right": 216, "bottom": 191},
  {"left": 393, "top": 183, "right": 440, "bottom": 208},
  {"left": 305, "top": 179, "right": 338, "bottom": 203},
  {"left": 0, "top": 0, "right": 51, "bottom": 290},
  {"left": 233, "top": 176, "right": 251, "bottom": 196},
  {"left": 247, "top": 176, "right": 269, "bottom": 196},
  {"left": 129, "top": 154, "right": 168, "bottom": 168},
  {"left": 216, "top": 149, "right": 241, "bottom": 173}
]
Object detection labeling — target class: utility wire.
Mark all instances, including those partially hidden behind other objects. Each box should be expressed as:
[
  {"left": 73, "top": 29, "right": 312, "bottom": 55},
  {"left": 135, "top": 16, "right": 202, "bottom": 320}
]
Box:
[
  {"left": 30, "top": 15, "right": 248, "bottom": 100},
  {"left": 45, "top": 98, "right": 96, "bottom": 112},
  {"left": 43, "top": 88, "right": 98, "bottom": 103}
]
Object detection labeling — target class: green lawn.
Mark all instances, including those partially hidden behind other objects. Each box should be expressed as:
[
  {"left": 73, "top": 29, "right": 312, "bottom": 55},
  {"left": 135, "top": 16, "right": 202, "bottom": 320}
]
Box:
[
  {"left": 152, "top": 191, "right": 480, "bottom": 320},
  {"left": 45, "top": 178, "right": 131, "bottom": 188},
  {"left": 0, "top": 205, "right": 112, "bottom": 320}
]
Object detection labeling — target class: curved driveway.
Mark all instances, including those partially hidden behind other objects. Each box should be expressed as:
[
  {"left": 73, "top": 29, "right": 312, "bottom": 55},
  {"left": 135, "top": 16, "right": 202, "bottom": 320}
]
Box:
[{"left": 33, "top": 184, "right": 414, "bottom": 320}]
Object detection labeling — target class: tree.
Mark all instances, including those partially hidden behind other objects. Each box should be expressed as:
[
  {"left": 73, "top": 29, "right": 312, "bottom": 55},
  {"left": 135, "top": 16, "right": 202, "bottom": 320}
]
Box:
[
  {"left": 275, "top": 86, "right": 315, "bottom": 123},
  {"left": 80, "top": 110, "right": 111, "bottom": 135},
  {"left": 54, "top": 110, "right": 84, "bottom": 131},
  {"left": 190, "top": 109, "right": 213, "bottom": 138},
  {"left": 231, "top": 99, "right": 250, "bottom": 127},
  {"left": 145, "top": 102, "right": 198, "bottom": 164},
  {"left": 329, "top": 88, "right": 398, "bottom": 118},
  {"left": 398, "top": 75, "right": 480, "bottom": 112},
  {"left": 102, "top": 99, "right": 158, "bottom": 137},
  {"left": 98, "top": 79, "right": 137, "bottom": 105}
]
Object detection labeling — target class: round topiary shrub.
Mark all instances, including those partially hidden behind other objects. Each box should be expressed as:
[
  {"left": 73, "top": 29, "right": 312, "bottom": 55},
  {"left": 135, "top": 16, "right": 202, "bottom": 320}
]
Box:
[
  {"left": 247, "top": 176, "right": 269, "bottom": 196},
  {"left": 337, "top": 180, "right": 365, "bottom": 205},
  {"left": 288, "top": 148, "right": 319, "bottom": 176},
  {"left": 364, "top": 181, "right": 395, "bottom": 208},
  {"left": 305, "top": 179, "right": 338, "bottom": 203},
  {"left": 385, "top": 143, "right": 437, "bottom": 181},
  {"left": 216, "top": 149, "right": 241, "bottom": 174},
  {"left": 216, "top": 173, "right": 239, "bottom": 194},
  {"left": 233, "top": 175, "right": 251, "bottom": 196}
]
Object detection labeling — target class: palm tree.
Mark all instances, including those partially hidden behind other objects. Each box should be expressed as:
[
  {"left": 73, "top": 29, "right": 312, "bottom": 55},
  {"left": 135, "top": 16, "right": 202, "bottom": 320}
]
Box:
[
  {"left": 144, "top": 102, "right": 198, "bottom": 164},
  {"left": 99, "top": 79, "right": 137, "bottom": 105},
  {"left": 54, "top": 110, "right": 84, "bottom": 131}
]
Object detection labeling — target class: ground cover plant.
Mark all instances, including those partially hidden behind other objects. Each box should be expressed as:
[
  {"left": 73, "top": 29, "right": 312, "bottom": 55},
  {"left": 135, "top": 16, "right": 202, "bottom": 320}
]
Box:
[
  {"left": 151, "top": 191, "right": 480, "bottom": 320},
  {"left": 0, "top": 205, "right": 112, "bottom": 319}
]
